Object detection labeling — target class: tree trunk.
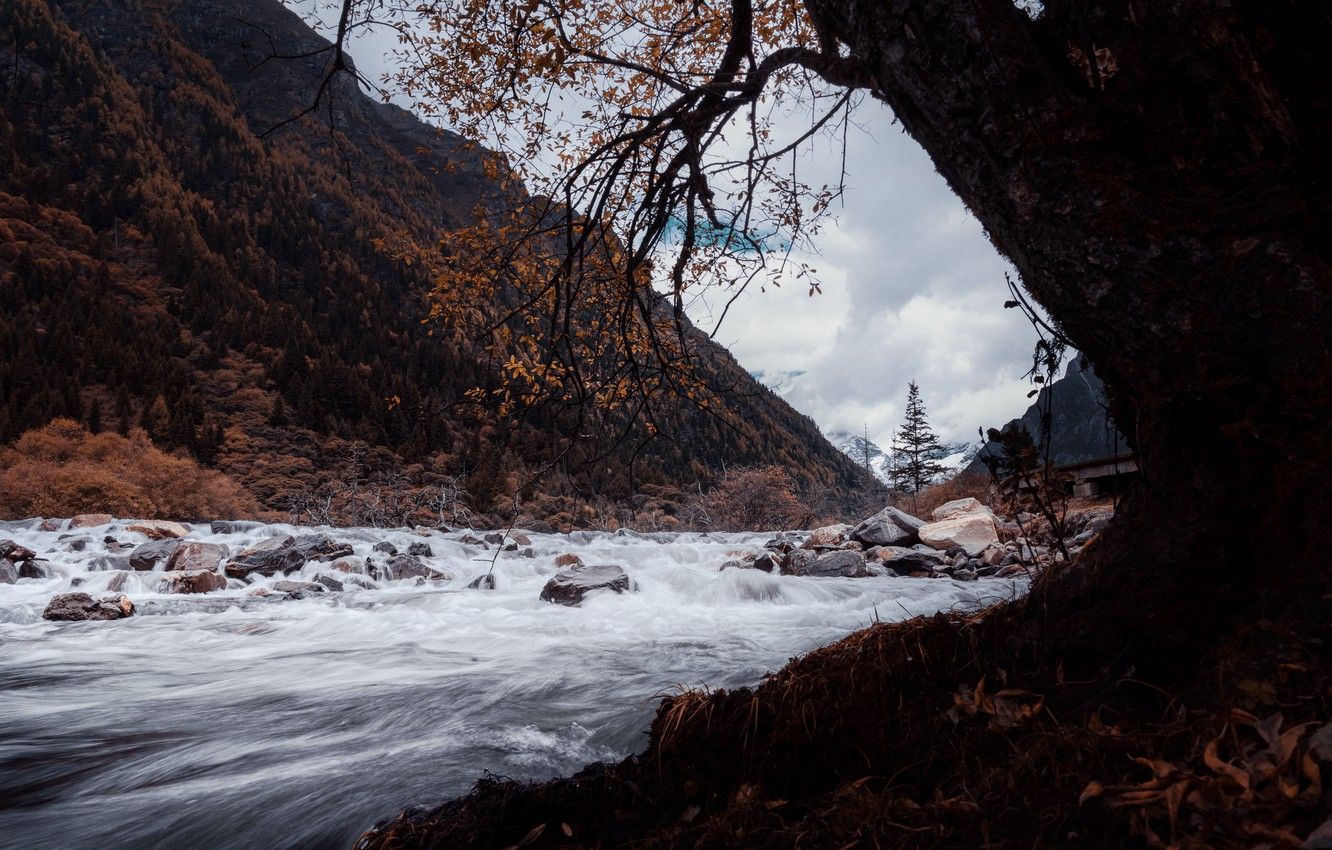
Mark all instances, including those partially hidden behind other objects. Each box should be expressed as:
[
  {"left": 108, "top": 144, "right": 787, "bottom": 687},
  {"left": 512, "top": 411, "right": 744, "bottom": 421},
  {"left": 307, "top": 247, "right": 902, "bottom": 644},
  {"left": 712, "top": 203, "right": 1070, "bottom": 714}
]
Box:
[{"left": 808, "top": 0, "right": 1332, "bottom": 664}]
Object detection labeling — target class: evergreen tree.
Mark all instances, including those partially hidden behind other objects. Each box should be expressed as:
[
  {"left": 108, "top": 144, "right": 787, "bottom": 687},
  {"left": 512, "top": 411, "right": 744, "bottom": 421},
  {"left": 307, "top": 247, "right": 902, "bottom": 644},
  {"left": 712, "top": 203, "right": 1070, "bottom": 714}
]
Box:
[
  {"left": 894, "top": 381, "right": 945, "bottom": 494},
  {"left": 87, "top": 399, "right": 102, "bottom": 434}
]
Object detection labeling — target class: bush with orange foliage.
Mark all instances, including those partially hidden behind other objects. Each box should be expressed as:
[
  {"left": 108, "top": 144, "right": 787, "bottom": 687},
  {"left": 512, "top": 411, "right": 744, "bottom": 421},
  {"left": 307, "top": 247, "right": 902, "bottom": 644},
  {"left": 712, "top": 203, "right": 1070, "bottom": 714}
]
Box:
[
  {"left": 0, "top": 419, "right": 258, "bottom": 520},
  {"left": 703, "top": 466, "right": 811, "bottom": 532}
]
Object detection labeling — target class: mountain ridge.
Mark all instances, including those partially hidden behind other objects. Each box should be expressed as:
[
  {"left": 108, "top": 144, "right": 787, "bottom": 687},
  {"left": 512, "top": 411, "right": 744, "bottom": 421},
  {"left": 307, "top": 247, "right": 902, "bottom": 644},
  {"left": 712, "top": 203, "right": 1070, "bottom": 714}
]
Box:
[{"left": 0, "top": 0, "right": 880, "bottom": 523}]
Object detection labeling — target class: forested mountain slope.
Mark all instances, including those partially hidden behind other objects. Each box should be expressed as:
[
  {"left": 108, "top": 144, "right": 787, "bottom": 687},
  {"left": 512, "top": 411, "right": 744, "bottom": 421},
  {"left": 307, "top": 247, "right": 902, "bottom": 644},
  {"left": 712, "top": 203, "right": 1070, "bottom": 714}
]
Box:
[{"left": 0, "top": 0, "right": 878, "bottom": 523}]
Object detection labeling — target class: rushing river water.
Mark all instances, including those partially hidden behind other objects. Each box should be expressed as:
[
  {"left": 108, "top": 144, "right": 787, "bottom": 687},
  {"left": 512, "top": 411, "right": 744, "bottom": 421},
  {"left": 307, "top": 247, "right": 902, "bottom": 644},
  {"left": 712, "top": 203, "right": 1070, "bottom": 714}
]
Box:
[{"left": 0, "top": 519, "right": 1024, "bottom": 849}]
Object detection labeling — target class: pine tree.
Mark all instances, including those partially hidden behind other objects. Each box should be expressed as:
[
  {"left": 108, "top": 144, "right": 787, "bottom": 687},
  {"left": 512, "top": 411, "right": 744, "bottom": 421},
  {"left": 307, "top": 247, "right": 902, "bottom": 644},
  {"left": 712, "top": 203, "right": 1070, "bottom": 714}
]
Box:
[
  {"left": 895, "top": 381, "right": 945, "bottom": 494},
  {"left": 87, "top": 399, "right": 102, "bottom": 434}
]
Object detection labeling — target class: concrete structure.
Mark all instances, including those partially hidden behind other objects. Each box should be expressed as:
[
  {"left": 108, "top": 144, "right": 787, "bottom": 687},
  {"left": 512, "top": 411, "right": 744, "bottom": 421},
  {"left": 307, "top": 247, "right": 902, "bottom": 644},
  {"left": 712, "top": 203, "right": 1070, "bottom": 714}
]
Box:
[{"left": 1057, "top": 453, "right": 1138, "bottom": 498}]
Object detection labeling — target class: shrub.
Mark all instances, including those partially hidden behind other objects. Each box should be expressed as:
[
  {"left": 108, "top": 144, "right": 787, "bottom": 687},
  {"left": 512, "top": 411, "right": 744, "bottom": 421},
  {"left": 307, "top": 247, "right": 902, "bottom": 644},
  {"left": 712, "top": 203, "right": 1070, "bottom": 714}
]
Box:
[
  {"left": 0, "top": 419, "right": 258, "bottom": 520},
  {"left": 705, "top": 466, "right": 810, "bottom": 531}
]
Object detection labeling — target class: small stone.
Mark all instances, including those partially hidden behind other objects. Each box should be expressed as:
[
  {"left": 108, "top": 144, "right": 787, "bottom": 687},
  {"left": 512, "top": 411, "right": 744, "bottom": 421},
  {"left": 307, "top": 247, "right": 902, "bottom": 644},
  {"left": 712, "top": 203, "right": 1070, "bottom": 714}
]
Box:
[
  {"left": 468, "top": 573, "right": 496, "bottom": 590},
  {"left": 272, "top": 580, "right": 324, "bottom": 595},
  {"left": 69, "top": 514, "right": 114, "bottom": 529},
  {"left": 330, "top": 556, "right": 369, "bottom": 574},
  {"left": 313, "top": 574, "right": 345, "bottom": 592},
  {"left": 39, "top": 518, "right": 64, "bottom": 532},
  {"left": 372, "top": 542, "right": 398, "bottom": 555},
  {"left": 106, "top": 571, "right": 131, "bottom": 592},
  {"left": 126, "top": 520, "right": 190, "bottom": 539},
  {"left": 19, "top": 561, "right": 49, "bottom": 579},
  {"left": 210, "top": 521, "right": 260, "bottom": 534},
  {"left": 483, "top": 532, "right": 505, "bottom": 545},
  {"left": 157, "top": 570, "right": 227, "bottom": 594},
  {"left": 554, "top": 553, "right": 583, "bottom": 567},
  {"left": 407, "top": 542, "right": 433, "bottom": 558}
]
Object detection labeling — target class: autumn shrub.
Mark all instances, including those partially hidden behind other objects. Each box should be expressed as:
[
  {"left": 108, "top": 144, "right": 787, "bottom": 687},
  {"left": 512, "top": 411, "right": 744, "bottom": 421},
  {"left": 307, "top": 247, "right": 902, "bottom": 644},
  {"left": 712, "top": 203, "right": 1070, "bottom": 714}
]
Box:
[
  {"left": 0, "top": 419, "right": 258, "bottom": 520},
  {"left": 704, "top": 466, "right": 810, "bottom": 531}
]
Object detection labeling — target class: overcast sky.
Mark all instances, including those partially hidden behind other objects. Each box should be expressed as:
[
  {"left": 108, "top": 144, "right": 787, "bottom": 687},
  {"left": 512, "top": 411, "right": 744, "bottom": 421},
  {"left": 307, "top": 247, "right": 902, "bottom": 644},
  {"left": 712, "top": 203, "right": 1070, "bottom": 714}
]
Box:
[{"left": 325, "top": 11, "right": 1039, "bottom": 449}]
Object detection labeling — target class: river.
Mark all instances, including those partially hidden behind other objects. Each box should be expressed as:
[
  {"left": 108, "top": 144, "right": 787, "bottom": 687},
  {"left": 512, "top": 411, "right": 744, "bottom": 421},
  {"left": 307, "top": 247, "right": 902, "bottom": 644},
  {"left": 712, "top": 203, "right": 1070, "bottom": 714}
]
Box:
[{"left": 0, "top": 519, "right": 1022, "bottom": 849}]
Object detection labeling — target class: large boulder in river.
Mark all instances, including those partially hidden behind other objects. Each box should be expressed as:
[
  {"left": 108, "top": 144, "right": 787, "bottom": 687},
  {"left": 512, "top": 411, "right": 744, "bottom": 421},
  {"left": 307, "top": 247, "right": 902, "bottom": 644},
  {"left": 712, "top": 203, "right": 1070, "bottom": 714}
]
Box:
[
  {"left": 129, "top": 539, "right": 181, "bottom": 571},
  {"left": 0, "top": 558, "right": 16, "bottom": 585},
  {"left": 870, "top": 546, "right": 948, "bottom": 574},
  {"left": 166, "top": 542, "right": 227, "bottom": 573},
  {"left": 930, "top": 498, "right": 995, "bottom": 522},
  {"left": 224, "top": 536, "right": 306, "bottom": 578},
  {"left": 784, "top": 549, "right": 871, "bottom": 578},
  {"left": 157, "top": 570, "right": 227, "bottom": 594},
  {"left": 69, "top": 513, "right": 114, "bottom": 529},
  {"left": 42, "top": 592, "right": 135, "bottom": 621},
  {"left": 850, "top": 507, "right": 924, "bottom": 547},
  {"left": 919, "top": 513, "right": 1000, "bottom": 557},
  {"left": 539, "top": 564, "right": 632, "bottom": 606},
  {"left": 292, "top": 534, "right": 354, "bottom": 562}
]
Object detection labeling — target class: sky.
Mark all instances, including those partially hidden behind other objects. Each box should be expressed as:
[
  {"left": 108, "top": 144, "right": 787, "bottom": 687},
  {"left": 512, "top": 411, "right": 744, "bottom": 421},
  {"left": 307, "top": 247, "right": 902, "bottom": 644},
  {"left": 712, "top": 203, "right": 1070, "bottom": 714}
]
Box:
[{"left": 313, "top": 5, "right": 1040, "bottom": 449}]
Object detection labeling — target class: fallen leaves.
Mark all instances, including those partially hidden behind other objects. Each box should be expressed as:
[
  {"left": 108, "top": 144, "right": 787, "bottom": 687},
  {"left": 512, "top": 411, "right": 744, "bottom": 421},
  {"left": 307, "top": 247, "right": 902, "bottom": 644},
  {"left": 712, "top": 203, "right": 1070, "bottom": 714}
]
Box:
[
  {"left": 1081, "top": 710, "right": 1330, "bottom": 848},
  {"left": 946, "top": 676, "right": 1046, "bottom": 731}
]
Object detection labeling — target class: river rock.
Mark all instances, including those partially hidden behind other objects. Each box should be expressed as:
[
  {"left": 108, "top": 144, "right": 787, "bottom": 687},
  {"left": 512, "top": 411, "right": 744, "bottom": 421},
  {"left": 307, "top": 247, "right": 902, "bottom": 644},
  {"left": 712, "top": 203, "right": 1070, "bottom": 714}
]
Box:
[
  {"left": 780, "top": 548, "right": 818, "bottom": 575},
  {"left": 468, "top": 573, "right": 496, "bottom": 590},
  {"left": 872, "top": 546, "right": 948, "bottom": 572},
  {"left": 210, "top": 520, "right": 261, "bottom": 534},
  {"left": 39, "top": 518, "right": 65, "bottom": 531},
  {"left": 483, "top": 532, "right": 505, "bottom": 545},
  {"left": 69, "top": 513, "right": 114, "bottom": 529},
  {"left": 157, "top": 570, "right": 227, "bottom": 594},
  {"left": 330, "top": 556, "right": 370, "bottom": 575},
  {"left": 407, "top": 542, "right": 433, "bottom": 557},
  {"left": 42, "top": 592, "right": 134, "bottom": 621},
  {"left": 105, "top": 571, "right": 131, "bottom": 592},
  {"left": 850, "top": 507, "right": 924, "bottom": 547},
  {"left": 539, "top": 564, "right": 632, "bottom": 606},
  {"left": 313, "top": 573, "right": 345, "bottom": 592},
  {"left": 225, "top": 536, "right": 306, "bottom": 578},
  {"left": 292, "top": 534, "right": 354, "bottom": 562},
  {"left": 372, "top": 542, "right": 398, "bottom": 555},
  {"left": 919, "top": 513, "right": 1000, "bottom": 557},
  {"left": 801, "top": 524, "right": 852, "bottom": 550},
  {"left": 129, "top": 539, "right": 182, "bottom": 571},
  {"left": 786, "top": 549, "right": 871, "bottom": 578},
  {"left": 19, "top": 561, "right": 50, "bottom": 579},
  {"left": 126, "top": 520, "right": 190, "bottom": 539},
  {"left": 0, "top": 540, "right": 37, "bottom": 561},
  {"left": 90, "top": 554, "right": 132, "bottom": 572},
  {"left": 272, "top": 580, "right": 324, "bottom": 596},
  {"left": 930, "top": 498, "right": 995, "bottom": 522},
  {"left": 0, "top": 558, "right": 16, "bottom": 584},
  {"left": 554, "top": 553, "right": 583, "bottom": 567},
  {"left": 374, "top": 554, "right": 451, "bottom": 582},
  {"left": 752, "top": 552, "right": 778, "bottom": 573},
  {"left": 166, "top": 542, "right": 228, "bottom": 573}
]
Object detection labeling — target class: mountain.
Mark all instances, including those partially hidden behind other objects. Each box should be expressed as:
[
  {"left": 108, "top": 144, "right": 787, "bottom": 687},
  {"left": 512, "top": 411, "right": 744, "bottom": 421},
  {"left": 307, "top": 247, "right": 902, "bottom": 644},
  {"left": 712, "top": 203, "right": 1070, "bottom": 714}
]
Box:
[
  {"left": 964, "top": 354, "right": 1127, "bottom": 476},
  {"left": 0, "top": 0, "right": 879, "bottom": 524},
  {"left": 828, "top": 429, "right": 977, "bottom": 487}
]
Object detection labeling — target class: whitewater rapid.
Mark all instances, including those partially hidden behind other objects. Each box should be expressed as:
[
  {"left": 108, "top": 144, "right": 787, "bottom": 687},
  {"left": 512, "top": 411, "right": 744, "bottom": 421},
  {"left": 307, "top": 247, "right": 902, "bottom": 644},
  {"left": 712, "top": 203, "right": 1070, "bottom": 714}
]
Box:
[{"left": 0, "top": 519, "right": 1024, "bottom": 849}]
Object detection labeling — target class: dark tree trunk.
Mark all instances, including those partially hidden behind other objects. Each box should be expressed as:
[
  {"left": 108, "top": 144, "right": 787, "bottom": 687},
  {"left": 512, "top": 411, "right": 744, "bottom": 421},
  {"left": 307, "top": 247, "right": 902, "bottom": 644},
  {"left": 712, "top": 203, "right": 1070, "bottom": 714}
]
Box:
[{"left": 808, "top": 0, "right": 1332, "bottom": 664}]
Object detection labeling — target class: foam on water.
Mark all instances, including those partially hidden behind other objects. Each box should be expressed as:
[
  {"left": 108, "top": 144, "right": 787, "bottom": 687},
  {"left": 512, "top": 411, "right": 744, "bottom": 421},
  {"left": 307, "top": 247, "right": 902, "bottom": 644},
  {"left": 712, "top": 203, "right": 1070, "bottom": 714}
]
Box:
[{"left": 0, "top": 518, "right": 1024, "bottom": 849}]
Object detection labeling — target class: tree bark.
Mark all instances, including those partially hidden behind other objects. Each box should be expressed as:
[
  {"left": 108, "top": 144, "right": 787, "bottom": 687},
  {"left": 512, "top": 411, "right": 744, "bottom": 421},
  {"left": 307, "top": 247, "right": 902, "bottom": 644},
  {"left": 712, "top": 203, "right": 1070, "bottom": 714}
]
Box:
[{"left": 805, "top": 0, "right": 1332, "bottom": 664}]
